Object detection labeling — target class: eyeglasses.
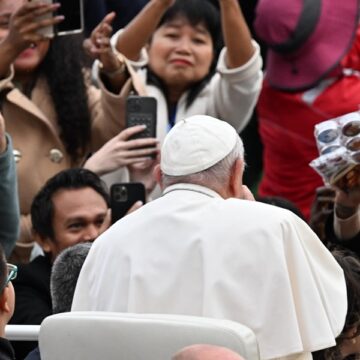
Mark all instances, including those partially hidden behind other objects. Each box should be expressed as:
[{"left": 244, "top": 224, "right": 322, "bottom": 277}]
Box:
[
  {"left": 4, "top": 264, "right": 17, "bottom": 287},
  {"left": 0, "top": 264, "right": 17, "bottom": 291}
]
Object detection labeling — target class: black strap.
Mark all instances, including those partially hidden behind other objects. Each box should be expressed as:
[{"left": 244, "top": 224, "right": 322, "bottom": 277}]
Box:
[{"left": 269, "top": 0, "right": 322, "bottom": 54}]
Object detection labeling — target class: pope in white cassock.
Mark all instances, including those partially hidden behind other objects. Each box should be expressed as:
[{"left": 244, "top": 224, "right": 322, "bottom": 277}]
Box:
[{"left": 72, "top": 115, "right": 347, "bottom": 360}]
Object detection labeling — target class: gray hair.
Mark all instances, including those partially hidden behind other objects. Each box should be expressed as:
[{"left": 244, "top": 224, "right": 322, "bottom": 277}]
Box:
[
  {"left": 50, "top": 242, "right": 92, "bottom": 314},
  {"left": 162, "top": 135, "right": 244, "bottom": 189}
]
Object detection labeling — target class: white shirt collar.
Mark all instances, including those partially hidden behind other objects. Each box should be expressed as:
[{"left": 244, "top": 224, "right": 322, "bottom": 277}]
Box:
[{"left": 162, "top": 183, "right": 223, "bottom": 199}]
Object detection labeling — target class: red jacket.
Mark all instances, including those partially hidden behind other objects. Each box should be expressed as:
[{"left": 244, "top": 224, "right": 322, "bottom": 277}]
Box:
[{"left": 258, "top": 29, "right": 360, "bottom": 219}]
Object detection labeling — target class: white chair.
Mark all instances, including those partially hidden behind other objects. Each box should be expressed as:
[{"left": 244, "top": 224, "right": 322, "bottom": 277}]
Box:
[{"left": 39, "top": 312, "right": 259, "bottom": 360}]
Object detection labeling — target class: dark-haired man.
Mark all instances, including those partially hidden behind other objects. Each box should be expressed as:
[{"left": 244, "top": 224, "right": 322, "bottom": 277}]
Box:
[{"left": 10, "top": 168, "right": 110, "bottom": 359}]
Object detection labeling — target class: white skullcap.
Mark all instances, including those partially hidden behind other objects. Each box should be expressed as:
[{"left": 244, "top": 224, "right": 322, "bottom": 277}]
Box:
[{"left": 161, "top": 115, "right": 238, "bottom": 176}]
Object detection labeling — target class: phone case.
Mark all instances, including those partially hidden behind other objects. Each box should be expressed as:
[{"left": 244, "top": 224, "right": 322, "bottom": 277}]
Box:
[
  {"left": 31, "top": 0, "right": 54, "bottom": 38},
  {"left": 126, "top": 96, "right": 157, "bottom": 139},
  {"left": 56, "top": 0, "right": 84, "bottom": 36},
  {"left": 110, "top": 183, "right": 146, "bottom": 224}
]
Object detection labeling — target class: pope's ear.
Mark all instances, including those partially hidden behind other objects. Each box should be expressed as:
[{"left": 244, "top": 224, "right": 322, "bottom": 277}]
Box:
[
  {"left": 229, "top": 158, "right": 244, "bottom": 198},
  {"left": 154, "top": 164, "right": 163, "bottom": 188}
]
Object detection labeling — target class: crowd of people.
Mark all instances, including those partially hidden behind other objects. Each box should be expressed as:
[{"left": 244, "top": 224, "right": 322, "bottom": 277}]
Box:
[{"left": 0, "top": 0, "right": 359, "bottom": 359}]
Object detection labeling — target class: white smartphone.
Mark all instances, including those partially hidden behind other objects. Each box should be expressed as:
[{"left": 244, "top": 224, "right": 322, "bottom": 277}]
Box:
[
  {"left": 31, "top": 0, "right": 54, "bottom": 39},
  {"left": 31, "top": 0, "right": 84, "bottom": 38}
]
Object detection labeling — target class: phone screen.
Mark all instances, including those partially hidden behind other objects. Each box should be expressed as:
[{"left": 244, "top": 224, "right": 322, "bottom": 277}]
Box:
[{"left": 56, "top": 0, "right": 83, "bottom": 34}]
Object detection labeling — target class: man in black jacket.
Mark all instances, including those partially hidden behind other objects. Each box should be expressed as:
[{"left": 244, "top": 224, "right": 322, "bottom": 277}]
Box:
[{"left": 10, "top": 168, "right": 110, "bottom": 359}]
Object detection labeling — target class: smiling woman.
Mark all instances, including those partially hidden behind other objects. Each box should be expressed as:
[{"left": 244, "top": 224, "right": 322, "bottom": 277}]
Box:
[{"left": 111, "top": 0, "right": 263, "bottom": 142}]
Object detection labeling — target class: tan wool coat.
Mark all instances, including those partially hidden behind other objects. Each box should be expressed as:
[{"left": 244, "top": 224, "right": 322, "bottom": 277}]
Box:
[{"left": 0, "top": 68, "right": 124, "bottom": 262}]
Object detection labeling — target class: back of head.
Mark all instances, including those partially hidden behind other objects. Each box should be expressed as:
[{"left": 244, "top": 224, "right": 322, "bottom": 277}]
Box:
[
  {"left": 256, "top": 196, "right": 305, "bottom": 220},
  {"left": 50, "top": 242, "right": 92, "bottom": 314},
  {"left": 172, "top": 344, "right": 245, "bottom": 360},
  {"left": 254, "top": 0, "right": 359, "bottom": 90},
  {"left": 160, "top": 115, "right": 244, "bottom": 190},
  {"left": 31, "top": 168, "right": 109, "bottom": 241}
]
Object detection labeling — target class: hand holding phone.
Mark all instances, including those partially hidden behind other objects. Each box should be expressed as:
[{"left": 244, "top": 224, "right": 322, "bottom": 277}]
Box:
[
  {"left": 4, "top": 1, "right": 63, "bottom": 47},
  {"left": 110, "top": 183, "right": 146, "bottom": 223},
  {"left": 126, "top": 96, "right": 157, "bottom": 140},
  {"left": 84, "top": 125, "right": 158, "bottom": 176},
  {"left": 30, "top": 0, "right": 83, "bottom": 38}
]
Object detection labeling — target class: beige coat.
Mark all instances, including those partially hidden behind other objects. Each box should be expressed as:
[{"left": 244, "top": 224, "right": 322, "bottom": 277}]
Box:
[{"left": 0, "top": 68, "right": 124, "bottom": 262}]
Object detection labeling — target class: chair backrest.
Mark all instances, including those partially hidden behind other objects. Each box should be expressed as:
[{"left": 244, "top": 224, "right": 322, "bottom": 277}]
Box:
[{"left": 39, "top": 312, "right": 259, "bottom": 360}]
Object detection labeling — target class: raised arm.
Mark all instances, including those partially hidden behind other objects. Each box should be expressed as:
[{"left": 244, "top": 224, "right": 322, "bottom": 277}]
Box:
[
  {"left": 0, "top": 1, "right": 63, "bottom": 78},
  {"left": 219, "top": 0, "right": 255, "bottom": 68},
  {"left": 334, "top": 187, "right": 360, "bottom": 240},
  {"left": 84, "top": 12, "right": 128, "bottom": 93},
  {"left": 115, "top": 0, "right": 174, "bottom": 61}
]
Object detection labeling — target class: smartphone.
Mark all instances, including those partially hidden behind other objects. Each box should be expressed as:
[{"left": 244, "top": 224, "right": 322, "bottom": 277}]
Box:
[
  {"left": 110, "top": 183, "right": 146, "bottom": 224},
  {"left": 31, "top": 0, "right": 84, "bottom": 37},
  {"left": 55, "top": 0, "right": 84, "bottom": 36},
  {"left": 126, "top": 96, "right": 157, "bottom": 139},
  {"left": 31, "top": 0, "right": 54, "bottom": 38}
]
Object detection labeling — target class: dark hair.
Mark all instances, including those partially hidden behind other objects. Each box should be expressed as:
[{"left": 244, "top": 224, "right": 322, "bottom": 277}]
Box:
[
  {"left": 51, "top": 242, "right": 91, "bottom": 314},
  {"left": 313, "top": 248, "right": 360, "bottom": 360},
  {"left": 147, "top": 0, "right": 222, "bottom": 108},
  {"left": 256, "top": 196, "right": 306, "bottom": 221},
  {"left": 31, "top": 168, "right": 110, "bottom": 240},
  {"left": 39, "top": 34, "right": 92, "bottom": 163}
]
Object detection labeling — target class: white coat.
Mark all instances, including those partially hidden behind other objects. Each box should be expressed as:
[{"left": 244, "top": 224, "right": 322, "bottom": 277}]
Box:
[{"left": 72, "top": 183, "right": 347, "bottom": 360}]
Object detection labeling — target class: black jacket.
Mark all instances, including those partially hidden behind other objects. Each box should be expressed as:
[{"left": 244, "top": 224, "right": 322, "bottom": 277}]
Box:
[{"left": 10, "top": 255, "right": 52, "bottom": 360}]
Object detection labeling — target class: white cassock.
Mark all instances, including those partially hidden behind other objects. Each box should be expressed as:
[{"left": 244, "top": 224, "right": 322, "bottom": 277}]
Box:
[{"left": 72, "top": 183, "right": 347, "bottom": 360}]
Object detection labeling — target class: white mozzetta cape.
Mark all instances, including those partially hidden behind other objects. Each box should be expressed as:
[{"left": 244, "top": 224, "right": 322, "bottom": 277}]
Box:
[{"left": 72, "top": 184, "right": 346, "bottom": 360}]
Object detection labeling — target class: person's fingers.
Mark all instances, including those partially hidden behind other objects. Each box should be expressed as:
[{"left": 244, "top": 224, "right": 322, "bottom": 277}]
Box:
[
  {"left": 15, "top": 2, "right": 60, "bottom": 26},
  {"left": 102, "top": 12, "right": 116, "bottom": 26},
  {"left": 242, "top": 185, "right": 255, "bottom": 201},
  {"left": 128, "top": 157, "right": 155, "bottom": 170},
  {"left": 96, "top": 36, "right": 111, "bottom": 48},
  {"left": 16, "top": 1, "right": 50, "bottom": 16},
  {"left": 123, "top": 157, "right": 154, "bottom": 165},
  {"left": 125, "top": 138, "right": 159, "bottom": 149},
  {"left": 117, "top": 125, "right": 147, "bottom": 140},
  {"left": 20, "top": 14, "right": 63, "bottom": 36},
  {"left": 83, "top": 38, "right": 94, "bottom": 55},
  {"left": 125, "top": 200, "right": 143, "bottom": 215},
  {"left": 99, "top": 22, "right": 113, "bottom": 37},
  {"left": 124, "top": 147, "right": 158, "bottom": 157}
]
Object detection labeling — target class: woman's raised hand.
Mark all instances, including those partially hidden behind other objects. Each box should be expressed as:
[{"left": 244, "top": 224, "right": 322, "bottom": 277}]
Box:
[
  {"left": 83, "top": 12, "right": 120, "bottom": 73},
  {"left": 2, "top": 1, "right": 63, "bottom": 54},
  {"left": 84, "top": 125, "right": 159, "bottom": 176}
]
